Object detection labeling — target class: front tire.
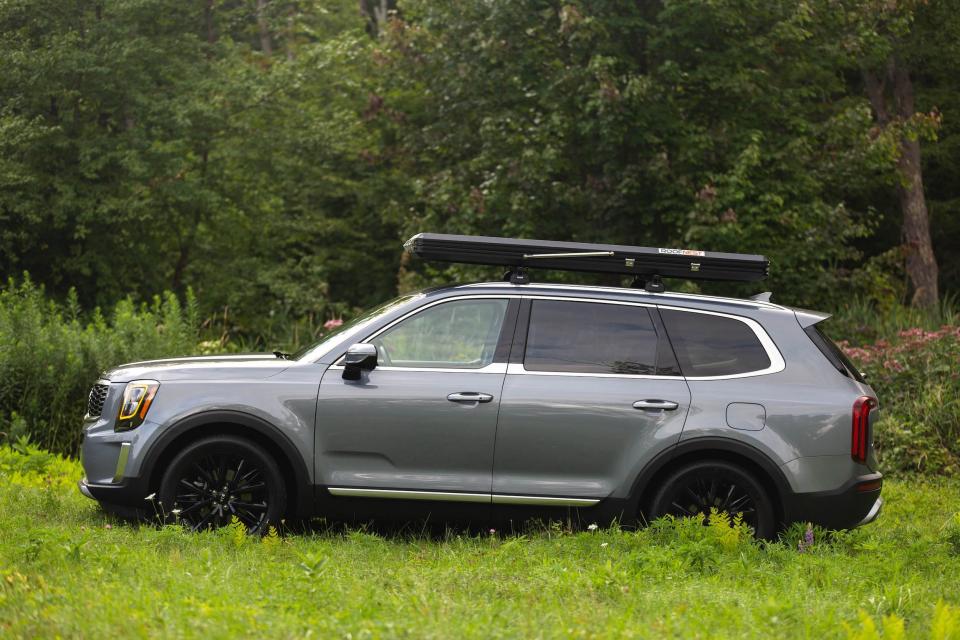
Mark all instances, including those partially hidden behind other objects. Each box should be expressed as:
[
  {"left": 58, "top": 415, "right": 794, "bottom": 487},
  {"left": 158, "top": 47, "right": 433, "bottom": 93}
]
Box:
[
  {"left": 157, "top": 435, "right": 286, "bottom": 533},
  {"left": 647, "top": 460, "right": 776, "bottom": 539}
]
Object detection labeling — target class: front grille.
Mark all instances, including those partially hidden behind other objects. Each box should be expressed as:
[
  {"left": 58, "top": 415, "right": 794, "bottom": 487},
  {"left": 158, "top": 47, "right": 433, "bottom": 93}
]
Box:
[{"left": 87, "top": 383, "right": 109, "bottom": 418}]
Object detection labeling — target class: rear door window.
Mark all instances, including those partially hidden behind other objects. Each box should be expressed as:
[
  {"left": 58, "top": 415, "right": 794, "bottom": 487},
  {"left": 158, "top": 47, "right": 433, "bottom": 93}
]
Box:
[
  {"left": 524, "top": 300, "right": 658, "bottom": 375},
  {"left": 659, "top": 308, "right": 771, "bottom": 377}
]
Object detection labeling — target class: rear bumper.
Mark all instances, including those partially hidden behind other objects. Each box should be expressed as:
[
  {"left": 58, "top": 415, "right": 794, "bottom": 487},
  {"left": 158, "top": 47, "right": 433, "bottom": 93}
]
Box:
[{"left": 783, "top": 473, "right": 883, "bottom": 530}]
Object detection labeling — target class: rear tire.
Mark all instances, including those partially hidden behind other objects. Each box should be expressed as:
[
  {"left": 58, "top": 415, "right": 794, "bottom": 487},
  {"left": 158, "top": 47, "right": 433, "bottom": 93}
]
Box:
[
  {"left": 647, "top": 460, "right": 776, "bottom": 539},
  {"left": 157, "top": 435, "right": 286, "bottom": 534}
]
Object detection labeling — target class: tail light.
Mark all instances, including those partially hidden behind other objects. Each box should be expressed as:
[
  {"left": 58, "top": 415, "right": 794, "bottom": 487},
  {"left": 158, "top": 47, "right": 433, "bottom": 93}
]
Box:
[{"left": 851, "top": 396, "right": 876, "bottom": 463}]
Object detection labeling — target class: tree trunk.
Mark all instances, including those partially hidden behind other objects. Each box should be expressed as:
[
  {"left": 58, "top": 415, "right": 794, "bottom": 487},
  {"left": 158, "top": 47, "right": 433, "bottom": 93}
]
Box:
[
  {"left": 892, "top": 61, "right": 939, "bottom": 308},
  {"left": 863, "top": 62, "right": 939, "bottom": 308},
  {"left": 256, "top": 0, "right": 273, "bottom": 56}
]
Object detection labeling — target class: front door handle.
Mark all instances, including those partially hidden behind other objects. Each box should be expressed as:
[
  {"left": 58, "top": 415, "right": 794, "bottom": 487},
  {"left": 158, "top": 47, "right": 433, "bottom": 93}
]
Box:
[
  {"left": 447, "top": 392, "right": 494, "bottom": 404},
  {"left": 633, "top": 399, "right": 679, "bottom": 411}
]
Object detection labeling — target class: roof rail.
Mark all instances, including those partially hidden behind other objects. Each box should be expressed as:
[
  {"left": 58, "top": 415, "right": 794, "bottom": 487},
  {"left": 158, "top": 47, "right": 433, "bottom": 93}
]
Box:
[{"left": 404, "top": 233, "right": 769, "bottom": 290}]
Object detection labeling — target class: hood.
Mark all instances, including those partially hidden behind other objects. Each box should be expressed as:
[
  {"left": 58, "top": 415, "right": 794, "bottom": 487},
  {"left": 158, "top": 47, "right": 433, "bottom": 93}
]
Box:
[{"left": 103, "top": 354, "right": 293, "bottom": 383}]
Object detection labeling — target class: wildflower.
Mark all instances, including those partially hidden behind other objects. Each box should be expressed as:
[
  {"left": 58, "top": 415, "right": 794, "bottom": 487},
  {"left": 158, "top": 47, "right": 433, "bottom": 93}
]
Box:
[
  {"left": 587, "top": 523, "right": 598, "bottom": 532},
  {"left": 797, "top": 523, "right": 814, "bottom": 552},
  {"left": 323, "top": 318, "right": 344, "bottom": 331},
  {"left": 600, "top": 542, "right": 609, "bottom": 548},
  {"left": 171, "top": 508, "right": 182, "bottom": 516},
  {"left": 488, "top": 528, "right": 496, "bottom": 535},
  {"left": 105, "top": 524, "right": 112, "bottom": 530},
  {"left": 144, "top": 493, "right": 156, "bottom": 502}
]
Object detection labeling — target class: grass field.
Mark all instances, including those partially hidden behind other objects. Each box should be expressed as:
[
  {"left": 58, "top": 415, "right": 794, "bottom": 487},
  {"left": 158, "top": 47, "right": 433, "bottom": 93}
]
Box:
[{"left": 1, "top": 448, "right": 959, "bottom": 639}]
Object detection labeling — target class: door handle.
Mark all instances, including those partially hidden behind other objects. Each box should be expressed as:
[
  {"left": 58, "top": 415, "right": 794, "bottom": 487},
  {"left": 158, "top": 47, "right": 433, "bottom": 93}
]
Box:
[
  {"left": 447, "top": 392, "right": 494, "bottom": 404},
  {"left": 633, "top": 399, "right": 679, "bottom": 411}
]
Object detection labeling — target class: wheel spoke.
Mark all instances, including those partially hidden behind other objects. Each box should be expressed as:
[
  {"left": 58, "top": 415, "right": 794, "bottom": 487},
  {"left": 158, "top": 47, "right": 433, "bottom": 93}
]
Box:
[
  {"left": 230, "top": 458, "right": 245, "bottom": 485},
  {"left": 670, "top": 501, "right": 696, "bottom": 515},
  {"left": 178, "top": 498, "right": 213, "bottom": 516},
  {"left": 231, "top": 500, "right": 268, "bottom": 512},
  {"left": 192, "top": 511, "right": 216, "bottom": 531},
  {"left": 234, "top": 481, "right": 266, "bottom": 494},
  {"left": 719, "top": 484, "right": 736, "bottom": 510}
]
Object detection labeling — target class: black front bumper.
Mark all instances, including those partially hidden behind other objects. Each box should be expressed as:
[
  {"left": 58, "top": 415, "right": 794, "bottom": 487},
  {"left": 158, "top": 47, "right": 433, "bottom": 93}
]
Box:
[
  {"left": 78, "top": 476, "right": 154, "bottom": 519},
  {"left": 784, "top": 473, "right": 883, "bottom": 530}
]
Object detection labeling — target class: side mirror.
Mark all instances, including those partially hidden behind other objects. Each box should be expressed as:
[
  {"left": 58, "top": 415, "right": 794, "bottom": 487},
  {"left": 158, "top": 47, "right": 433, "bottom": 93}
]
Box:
[{"left": 342, "top": 343, "right": 378, "bottom": 380}]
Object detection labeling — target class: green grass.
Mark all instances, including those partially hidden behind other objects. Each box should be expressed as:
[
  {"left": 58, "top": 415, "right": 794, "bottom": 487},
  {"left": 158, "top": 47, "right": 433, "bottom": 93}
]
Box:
[{"left": 1, "top": 451, "right": 959, "bottom": 639}]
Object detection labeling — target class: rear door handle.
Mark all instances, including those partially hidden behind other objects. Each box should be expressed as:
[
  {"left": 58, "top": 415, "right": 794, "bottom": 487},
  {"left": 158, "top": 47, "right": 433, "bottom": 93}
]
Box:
[
  {"left": 447, "top": 392, "right": 494, "bottom": 404},
  {"left": 633, "top": 399, "right": 679, "bottom": 411}
]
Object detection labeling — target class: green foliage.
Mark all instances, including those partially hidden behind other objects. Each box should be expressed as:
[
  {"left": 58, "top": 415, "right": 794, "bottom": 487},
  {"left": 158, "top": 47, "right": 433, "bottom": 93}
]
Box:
[
  {"left": 0, "top": 451, "right": 958, "bottom": 637},
  {"left": 0, "top": 276, "right": 197, "bottom": 454},
  {"left": 839, "top": 324, "right": 960, "bottom": 474},
  {"left": 1, "top": 0, "right": 960, "bottom": 342}
]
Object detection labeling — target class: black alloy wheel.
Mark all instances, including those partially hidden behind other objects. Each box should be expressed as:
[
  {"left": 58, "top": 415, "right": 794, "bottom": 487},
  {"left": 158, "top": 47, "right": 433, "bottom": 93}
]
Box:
[
  {"left": 158, "top": 435, "right": 286, "bottom": 534},
  {"left": 647, "top": 460, "right": 776, "bottom": 539}
]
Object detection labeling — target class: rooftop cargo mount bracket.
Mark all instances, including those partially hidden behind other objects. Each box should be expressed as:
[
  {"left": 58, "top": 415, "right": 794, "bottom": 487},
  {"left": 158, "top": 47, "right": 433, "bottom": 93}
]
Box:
[{"left": 403, "top": 233, "right": 769, "bottom": 288}]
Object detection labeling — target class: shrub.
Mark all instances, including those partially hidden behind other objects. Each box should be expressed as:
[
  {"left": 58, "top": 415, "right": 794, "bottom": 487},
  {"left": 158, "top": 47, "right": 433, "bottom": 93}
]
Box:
[
  {"left": 840, "top": 326, "right": 960, "bottom": 474},
  {"left": 0, "top": 275, "right": 198, "bottom": 455}
]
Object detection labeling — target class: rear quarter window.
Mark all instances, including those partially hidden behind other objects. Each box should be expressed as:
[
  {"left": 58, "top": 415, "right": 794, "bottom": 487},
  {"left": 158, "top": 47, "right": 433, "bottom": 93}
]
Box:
[
  {"left": 803, "top": 323, "right": 866, "bottom": 383},
  {"left": 660, "top": 308, "right": 771, "bottom": 377}
]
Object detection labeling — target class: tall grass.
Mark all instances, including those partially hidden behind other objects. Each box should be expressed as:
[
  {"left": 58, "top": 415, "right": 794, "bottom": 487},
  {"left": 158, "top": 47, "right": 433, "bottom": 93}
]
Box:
[
  {"left": 829, "top": 294, "right": 960, "bottom": 346},
  {"left": 1, "top": 444, "right": 959, "bottom": 638},
  {"left": 0, "top": 276, "right": 199, "bottom": 455}
]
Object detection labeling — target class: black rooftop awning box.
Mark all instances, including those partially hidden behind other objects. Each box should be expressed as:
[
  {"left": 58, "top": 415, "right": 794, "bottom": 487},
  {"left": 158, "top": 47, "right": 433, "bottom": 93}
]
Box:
[{"left": 404, "top": 233, "right": 768, "bottom": 283}]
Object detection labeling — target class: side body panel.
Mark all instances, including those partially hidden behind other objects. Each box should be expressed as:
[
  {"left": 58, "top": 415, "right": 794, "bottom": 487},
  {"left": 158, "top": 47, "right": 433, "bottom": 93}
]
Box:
[
  {"left": 315, "top": 367, "right": 505, "bottom": 493},
  {"left": 671, "top": 305, "right": 878, "bottom": 494},
  {"left": 493, "top": 372, "right": 691, "bottom": 498}
]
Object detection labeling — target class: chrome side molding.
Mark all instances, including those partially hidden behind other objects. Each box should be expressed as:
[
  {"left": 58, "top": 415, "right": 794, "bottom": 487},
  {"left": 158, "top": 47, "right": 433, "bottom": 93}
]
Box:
[{"left": 327, "top": 487, "right": 601, "bottom": 507}]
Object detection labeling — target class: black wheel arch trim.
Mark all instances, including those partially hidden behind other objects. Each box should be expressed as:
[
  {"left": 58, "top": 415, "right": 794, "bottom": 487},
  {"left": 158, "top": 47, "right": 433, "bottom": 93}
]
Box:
[
  {"left": 629, "top": 437, "right": 793, "bottom": 517},
  {"left": 142, "top": 410, "right": 313, "bottom": 516}
]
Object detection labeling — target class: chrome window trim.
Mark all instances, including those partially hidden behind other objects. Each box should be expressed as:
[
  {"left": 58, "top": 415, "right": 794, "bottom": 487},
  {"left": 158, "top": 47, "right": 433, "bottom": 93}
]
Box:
[
  {"left": 327, "top": 486, "right": 600, "bottom": 507},
  {"left": 329, "top": 362, "right": 508, "bottom": 375},
  {"left": 656, "top": 304, "right": 786, "bottom": 380},
  {"left": 505, "top": 363, "right": 674, "bottom": 380}
]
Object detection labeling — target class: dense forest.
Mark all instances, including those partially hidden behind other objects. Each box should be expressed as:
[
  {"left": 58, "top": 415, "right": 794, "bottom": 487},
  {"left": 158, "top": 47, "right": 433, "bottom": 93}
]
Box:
[{"left": 2, "top": 0, "right": 959, "bottom": 348}]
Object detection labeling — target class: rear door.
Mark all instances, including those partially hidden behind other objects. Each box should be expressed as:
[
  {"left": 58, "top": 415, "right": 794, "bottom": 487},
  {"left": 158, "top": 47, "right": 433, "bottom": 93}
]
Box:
[{"left": 492, "top": 297, "right": 691, "bottom": 504}]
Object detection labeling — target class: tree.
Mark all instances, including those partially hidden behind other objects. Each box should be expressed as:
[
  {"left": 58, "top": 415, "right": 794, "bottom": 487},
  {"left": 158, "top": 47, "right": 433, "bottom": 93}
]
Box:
[
  {"left": 367, "top": 0, "right": 877, "bottom": 306},
  {"left": 846, "top": 0, "right": 959, "bottom": 307}
]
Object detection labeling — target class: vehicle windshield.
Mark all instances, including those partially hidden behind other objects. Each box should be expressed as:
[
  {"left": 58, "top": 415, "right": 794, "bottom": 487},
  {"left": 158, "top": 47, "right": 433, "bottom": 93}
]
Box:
[{"left": 292, "top": 293, "right": 424, "bottom": 361}]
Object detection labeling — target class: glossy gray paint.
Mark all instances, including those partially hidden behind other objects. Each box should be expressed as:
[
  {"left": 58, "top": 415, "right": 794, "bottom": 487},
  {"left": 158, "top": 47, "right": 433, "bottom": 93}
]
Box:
[{"left": 80, "top": 280, "right": 881, "bottom": 523}]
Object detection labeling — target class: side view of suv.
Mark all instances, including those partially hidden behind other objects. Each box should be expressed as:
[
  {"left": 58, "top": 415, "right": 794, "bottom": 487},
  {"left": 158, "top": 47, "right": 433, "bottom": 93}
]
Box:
[{"left": 79, "top": 234, "right": 882, "bottom": 537}]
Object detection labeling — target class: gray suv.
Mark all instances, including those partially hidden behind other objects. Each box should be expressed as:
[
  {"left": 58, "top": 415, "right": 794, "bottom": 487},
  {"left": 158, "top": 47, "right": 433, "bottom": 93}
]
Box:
[{"left": 79, "top": 235, "right": 882, "bottom": 537}]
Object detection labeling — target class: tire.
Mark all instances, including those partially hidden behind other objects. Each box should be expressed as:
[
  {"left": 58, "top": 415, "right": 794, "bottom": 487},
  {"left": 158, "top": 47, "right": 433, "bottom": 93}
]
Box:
[
  {"left": 157, "top": 435, "right": 286, "bottom": 534},
  {"left": 647, "top": 460, "right": 776, "bottom": 539}
]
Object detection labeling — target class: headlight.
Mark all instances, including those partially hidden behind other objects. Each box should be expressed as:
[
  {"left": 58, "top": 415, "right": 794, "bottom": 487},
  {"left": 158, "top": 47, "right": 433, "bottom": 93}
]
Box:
[{"left": 116, "top": 380, "right": 159, "bottom": 431}]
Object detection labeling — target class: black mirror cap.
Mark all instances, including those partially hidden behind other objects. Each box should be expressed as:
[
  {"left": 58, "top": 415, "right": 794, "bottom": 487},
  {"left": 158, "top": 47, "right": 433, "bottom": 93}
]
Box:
[{"left": 342, "top": 343, "right": 377, "bottom": 380}]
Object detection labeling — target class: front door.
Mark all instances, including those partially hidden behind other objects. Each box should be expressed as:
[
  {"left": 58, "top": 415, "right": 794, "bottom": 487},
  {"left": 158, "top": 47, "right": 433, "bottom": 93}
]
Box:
[
  {"left": 316, "top": 297, "right": 515, "bottom": 501},
  {"left": 493, "top": 298, "right": 691, "bottom": 503}
]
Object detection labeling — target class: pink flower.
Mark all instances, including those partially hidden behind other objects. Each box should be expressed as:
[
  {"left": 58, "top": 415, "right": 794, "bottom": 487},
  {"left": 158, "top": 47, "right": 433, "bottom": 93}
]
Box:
[{"left": 323, "top": 318, "right": 343, "bottom": 331}]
